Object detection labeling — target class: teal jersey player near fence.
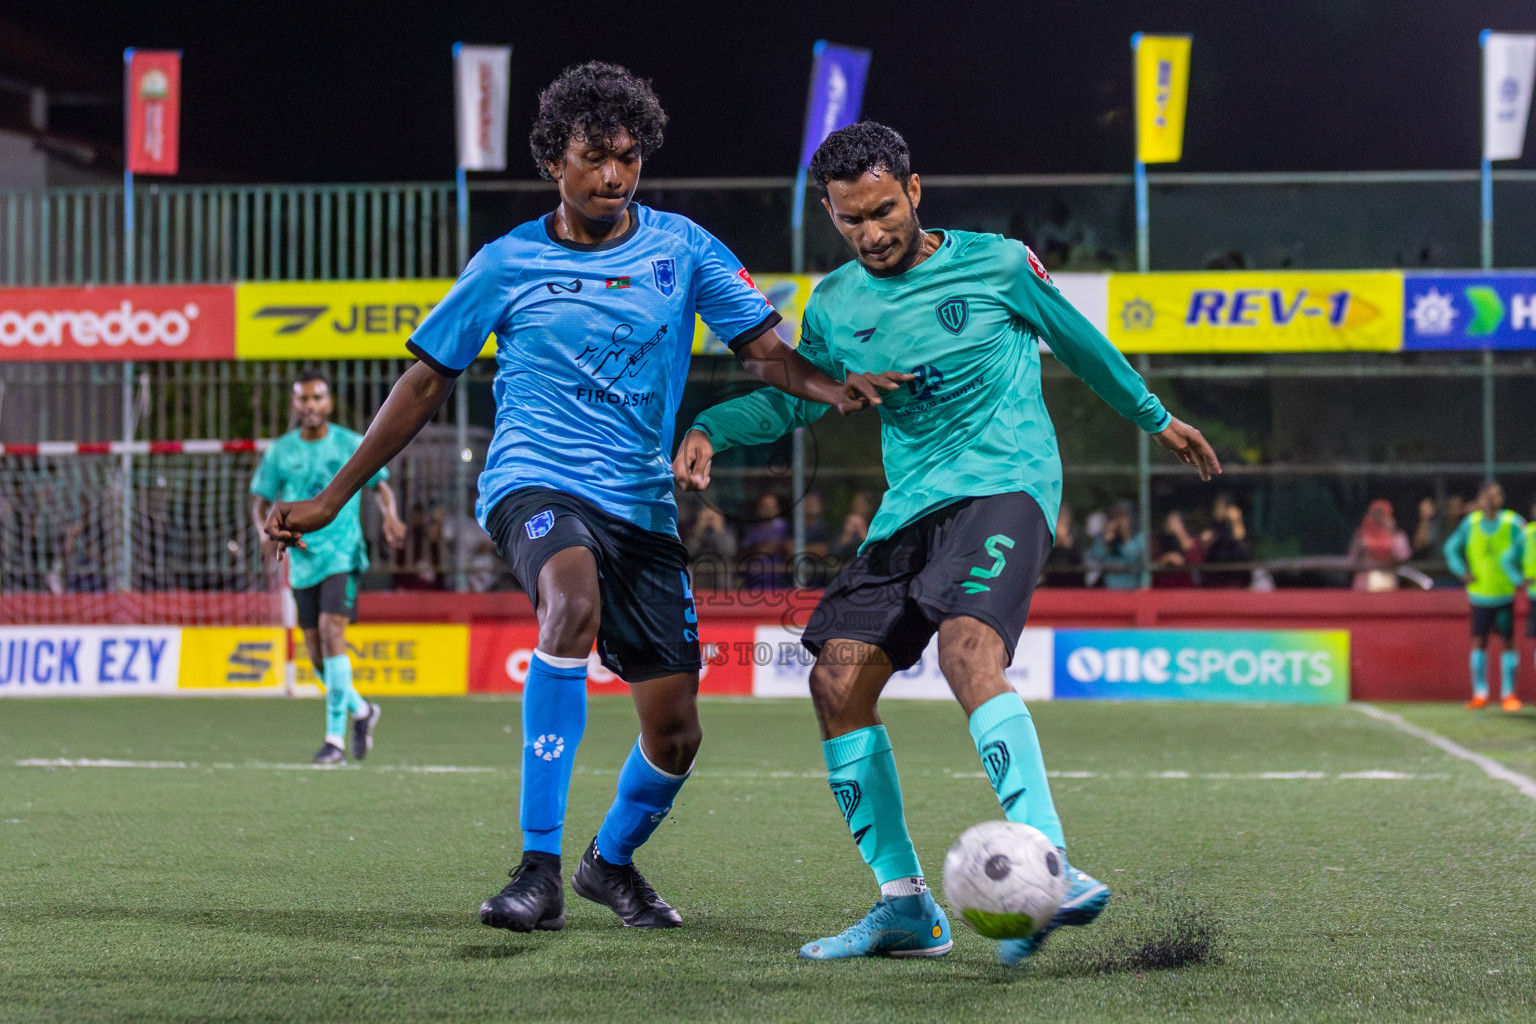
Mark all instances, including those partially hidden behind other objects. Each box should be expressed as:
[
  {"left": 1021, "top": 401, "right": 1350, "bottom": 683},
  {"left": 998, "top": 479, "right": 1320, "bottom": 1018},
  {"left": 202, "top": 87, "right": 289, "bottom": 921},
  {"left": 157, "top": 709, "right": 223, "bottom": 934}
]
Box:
[
  {"left": 250, "top": 371, "right": 405, "bottom": 764},
  {"left": 1442, "top": 481, "right": 1526, "bottom": 710},
  {"left": 690, "top": 228, "right": 1169, "bottom": 549}
]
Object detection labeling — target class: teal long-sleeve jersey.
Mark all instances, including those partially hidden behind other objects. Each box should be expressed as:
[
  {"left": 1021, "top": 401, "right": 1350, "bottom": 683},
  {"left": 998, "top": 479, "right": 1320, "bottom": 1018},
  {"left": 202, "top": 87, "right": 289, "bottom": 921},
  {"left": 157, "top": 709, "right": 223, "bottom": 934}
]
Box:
[{"left": 689, "top": 231, "right": 1169, "bottom": 550}]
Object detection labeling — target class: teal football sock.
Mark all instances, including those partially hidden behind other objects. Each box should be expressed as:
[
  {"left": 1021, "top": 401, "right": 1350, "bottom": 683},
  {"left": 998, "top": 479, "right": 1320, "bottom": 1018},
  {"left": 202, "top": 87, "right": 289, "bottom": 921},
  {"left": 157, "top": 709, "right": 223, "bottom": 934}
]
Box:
[
  {"left": 822, "top": 726, "right": 922, "bottom": 887},
  {"left": 1500, "top": 650, "right": 1519, "bottom": 700},
  {"left": 322, "top": 654, "right": 354, "bottom": 745},
  {"left": 1471, "top": 649, "right": 1489, "bottom": 699},
  {"left": 969, "top": 692, "right": 1065, "bottom": 851},
  {"left": 347, "top": 688, "right": 370, "bottom": 719}
]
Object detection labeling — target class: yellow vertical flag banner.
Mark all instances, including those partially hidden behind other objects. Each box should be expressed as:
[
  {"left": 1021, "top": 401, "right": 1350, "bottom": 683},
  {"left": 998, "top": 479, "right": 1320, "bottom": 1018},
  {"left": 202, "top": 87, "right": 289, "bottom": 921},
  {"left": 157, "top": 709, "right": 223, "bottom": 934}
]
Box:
[{"left": 1134, "top": 34, "right": 1192, "bottom": 164}]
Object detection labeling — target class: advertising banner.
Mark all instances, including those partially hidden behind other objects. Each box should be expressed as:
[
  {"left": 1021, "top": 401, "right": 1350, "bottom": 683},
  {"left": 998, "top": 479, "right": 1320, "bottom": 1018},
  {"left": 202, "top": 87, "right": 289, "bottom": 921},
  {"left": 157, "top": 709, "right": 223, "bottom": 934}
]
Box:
[
  {"left": 1484, "top": 32, "right": 1536, "bottom": 161},
  {"left": 798, "top": 42, "right": 873, "bottom": 167},
  {"left": 693, "top": 274, "right": 816, "bottom": 354},
  {"left": 178, "top": 627, "right": 286, "bottom": 691},
  {"left": 454, "top": 44, "right": 512, "bottom": 171},
  {"left": 1133, "top": 34, "right": 1192, "bottom": 165},
  {"left": 235, "top": 280, "right": 493, "bottom": 360},
  {"left": 1053, "top": 629, "right": 1349, "bottom": 703},
  {"left": 1107, "top": 272, "right": 1402, "bottom": 352},
  {"left": 0, "top": 286, "right": 235, "bottom": 362},
  {"left": 0, "top": 626, "right": 182, "bottom": 695},
  {"left": 125, "top": 49, "right": 181, "bottom": 176},
  {"left": 750, "top": 626, "right": 1054, "bottom": 700},
  {"left": 467, "top": 622, "right": 756, "bottom": 695},
  {"left": 1403, "top": 272, "right": 1536, "bottom": 350},
  {"left": 289, "top": 625, "right": 467, "bottom": 696}
]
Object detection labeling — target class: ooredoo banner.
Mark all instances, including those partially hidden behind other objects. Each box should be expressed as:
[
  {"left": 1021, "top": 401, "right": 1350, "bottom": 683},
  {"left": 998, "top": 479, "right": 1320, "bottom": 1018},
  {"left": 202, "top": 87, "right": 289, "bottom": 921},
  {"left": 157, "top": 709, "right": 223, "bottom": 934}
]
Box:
[
  {"left": 0, "top": 286, "right": 235, "bottom": 361},
  {"left": 467, "top": 622, "right": 756, "bottom": 695}
]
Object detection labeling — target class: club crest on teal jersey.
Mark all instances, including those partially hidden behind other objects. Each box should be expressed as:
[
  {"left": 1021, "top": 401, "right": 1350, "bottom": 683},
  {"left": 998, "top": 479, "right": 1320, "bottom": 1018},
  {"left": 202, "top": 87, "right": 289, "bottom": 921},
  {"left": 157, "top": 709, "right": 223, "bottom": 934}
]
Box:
[
  {"left": 652, "top": 258, "right": 677, "bottom": 296},
  {"left": 936, "top": 296, "right": 968, "bottom": 335}
]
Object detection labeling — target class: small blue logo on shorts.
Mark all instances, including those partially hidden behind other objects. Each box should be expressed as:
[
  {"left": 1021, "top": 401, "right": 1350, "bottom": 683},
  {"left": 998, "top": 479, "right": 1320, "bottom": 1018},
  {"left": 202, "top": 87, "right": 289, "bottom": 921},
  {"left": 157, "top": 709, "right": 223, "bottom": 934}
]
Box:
[
  {"left": 525, "top": 510, "right": 555, "bottom": 540},
  {"left": 652, "top": 258, "right": 676, "bottom": 296}
]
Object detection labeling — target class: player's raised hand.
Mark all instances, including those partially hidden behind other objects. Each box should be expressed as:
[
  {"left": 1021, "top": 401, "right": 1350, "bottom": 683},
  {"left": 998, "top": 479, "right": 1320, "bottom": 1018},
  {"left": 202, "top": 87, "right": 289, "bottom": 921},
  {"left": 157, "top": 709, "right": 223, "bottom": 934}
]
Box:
[
  {"left": 1153, "top": 415, "right": 1223, "bottom": 482},
  {"left": 837, "top": 370, "right": 915, "bottom": 413},
  {"left": 673, "top": 429, "right": 714, "bottom": 491},
  {"left": 264, "top": 498, "right": 337, "bottom": 551}
]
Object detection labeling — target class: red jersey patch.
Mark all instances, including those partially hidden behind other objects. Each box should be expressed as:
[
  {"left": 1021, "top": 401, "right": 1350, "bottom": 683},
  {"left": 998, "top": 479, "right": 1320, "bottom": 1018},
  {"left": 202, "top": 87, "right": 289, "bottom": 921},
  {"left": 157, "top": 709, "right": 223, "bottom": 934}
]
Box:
[
  {"left": 1026, "top": 247, "right": 1053, "bottom": 284},
  {"left": 736, "top": 267, "right": 758, "bottom": 289}
]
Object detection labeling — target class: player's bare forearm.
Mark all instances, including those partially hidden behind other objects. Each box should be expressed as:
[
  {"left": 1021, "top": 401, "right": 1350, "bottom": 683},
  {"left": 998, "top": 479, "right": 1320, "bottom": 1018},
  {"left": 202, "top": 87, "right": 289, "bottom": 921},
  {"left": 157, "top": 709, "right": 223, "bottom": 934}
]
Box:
[
  {"left": 251, "top": 496, "right": 271, "bottom": 536},
  {"left": 265, "top": 361, "right": 453, "bottom": 546},
  {"left": 370, "top": 481, "right": 408, "bottom": 550},
  {"left": 733, "top": 328, "right": 908, "bottom": 413}
]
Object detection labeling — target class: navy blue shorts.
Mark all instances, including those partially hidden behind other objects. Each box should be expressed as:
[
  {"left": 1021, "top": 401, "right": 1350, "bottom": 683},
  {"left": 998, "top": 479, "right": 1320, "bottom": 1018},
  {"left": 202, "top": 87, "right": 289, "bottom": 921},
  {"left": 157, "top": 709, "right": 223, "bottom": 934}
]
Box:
[{"left": 485, "top": 488, "right": 699, "bottom": 683}]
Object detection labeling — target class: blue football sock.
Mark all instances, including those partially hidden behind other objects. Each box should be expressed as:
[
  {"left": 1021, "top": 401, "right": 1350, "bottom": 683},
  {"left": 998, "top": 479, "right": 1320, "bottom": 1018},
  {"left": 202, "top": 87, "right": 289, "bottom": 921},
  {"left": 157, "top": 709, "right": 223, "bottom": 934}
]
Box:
[
  {"left": 595, "top": 738, "right": 690, "bottom": 865},
  {"left": 321, "top": 654, "right": 354, "bottom": 745},
  {"left": 1500, "top": 650, "right": 1519, "bottom": 700},
  {"left": 969, "top": 692, "right": 1066, "bottom": 851},
  {"left": 1471, "top": 649, "right": 1489, "bottom": 699},
  {"left": 821, "top": 726, "right": 923, "bottom": 887},
  {"left": 519, "top": 650, "right": 588, "bottom": 856}
]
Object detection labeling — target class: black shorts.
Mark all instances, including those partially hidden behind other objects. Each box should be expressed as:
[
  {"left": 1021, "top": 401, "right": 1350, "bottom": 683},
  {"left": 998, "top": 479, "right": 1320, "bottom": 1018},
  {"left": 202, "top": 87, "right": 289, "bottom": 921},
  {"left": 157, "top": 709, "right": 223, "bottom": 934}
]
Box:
[
  {"left": 801, "top": 491, "right": 1052, "bottom": 671},
  {"left": 1472, "top": 603, "right": 1515, "bottom": 641},
  {"left": 486, "top": 487, "right": 699, "bottom": 683},
  {"left": 293, "top": 572, "right": 359, "bottom": 630}
]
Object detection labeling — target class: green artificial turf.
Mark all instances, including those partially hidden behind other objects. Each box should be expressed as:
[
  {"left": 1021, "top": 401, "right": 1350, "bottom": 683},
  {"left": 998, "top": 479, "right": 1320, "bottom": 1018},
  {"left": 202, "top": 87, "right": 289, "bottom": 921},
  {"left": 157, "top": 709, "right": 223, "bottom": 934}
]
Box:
[{"left": 2, "top": 697, "right": 1535, "bottom": 1023}]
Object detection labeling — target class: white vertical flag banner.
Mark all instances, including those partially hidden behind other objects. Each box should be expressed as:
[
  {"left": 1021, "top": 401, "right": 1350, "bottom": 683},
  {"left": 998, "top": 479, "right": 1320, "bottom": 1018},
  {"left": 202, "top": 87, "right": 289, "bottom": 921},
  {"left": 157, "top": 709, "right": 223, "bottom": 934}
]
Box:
[
  {"left": 1483, "top": 31, "right": 1536, "bottom": 161},
  {"left": 454, "top": 44, "right": 512, "bottom": 171}
]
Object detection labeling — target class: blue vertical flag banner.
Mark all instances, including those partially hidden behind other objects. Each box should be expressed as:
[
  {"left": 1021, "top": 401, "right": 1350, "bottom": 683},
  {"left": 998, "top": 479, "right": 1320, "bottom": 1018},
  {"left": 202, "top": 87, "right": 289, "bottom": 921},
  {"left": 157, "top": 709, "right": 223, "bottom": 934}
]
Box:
[{"left": 798, "top": 42, "right": 872, "bottom": 167}]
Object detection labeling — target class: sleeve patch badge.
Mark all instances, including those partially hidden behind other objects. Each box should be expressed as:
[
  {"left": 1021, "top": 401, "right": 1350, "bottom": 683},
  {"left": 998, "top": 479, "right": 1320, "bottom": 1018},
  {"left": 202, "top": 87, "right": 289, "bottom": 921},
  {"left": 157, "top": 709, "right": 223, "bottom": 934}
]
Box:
[{"left": 1026, "top": 247, "right": 1053, "bottom": 284}]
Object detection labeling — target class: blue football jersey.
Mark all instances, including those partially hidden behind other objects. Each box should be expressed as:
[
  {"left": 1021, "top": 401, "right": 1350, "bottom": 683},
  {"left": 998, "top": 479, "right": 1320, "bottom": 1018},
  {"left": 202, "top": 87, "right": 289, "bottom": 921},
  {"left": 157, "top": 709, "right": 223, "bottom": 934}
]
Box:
[{"left": 408, "top": 204, "right": 780, "bottom": 535}]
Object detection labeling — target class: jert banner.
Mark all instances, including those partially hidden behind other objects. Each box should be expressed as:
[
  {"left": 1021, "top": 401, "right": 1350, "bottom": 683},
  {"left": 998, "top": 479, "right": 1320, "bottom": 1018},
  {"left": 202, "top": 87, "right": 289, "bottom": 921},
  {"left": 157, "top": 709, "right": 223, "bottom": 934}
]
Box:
[
  {"left": 1403, "top": 272, "right": 1536, "bottom": 350},
  {"left": 798, "top": 42, "right": 873, "bottom": 167},
  {"left": 454, "top": 44, "right": 512, "bottom": 171},
  {"left": 0, "top": 285, "right": 235, "bottom": 361},
  {"left": 1133, "top": 34, "right": 1191, "bottom": 164},
  {"left": 125, "top": 49, "right": 181, "bottom": 176},
  {"left": 1053, "top": 629, "right": 1350, "bottom": 703},
  {"left": 235, "top": 280, "right": 493, "bottom": 360},
  {"left": 1483, "top": 31, "right": 1536, "bottom": 161},
  {"left": 1107, "top": 271, "right": 1402, "bottom": 352}
]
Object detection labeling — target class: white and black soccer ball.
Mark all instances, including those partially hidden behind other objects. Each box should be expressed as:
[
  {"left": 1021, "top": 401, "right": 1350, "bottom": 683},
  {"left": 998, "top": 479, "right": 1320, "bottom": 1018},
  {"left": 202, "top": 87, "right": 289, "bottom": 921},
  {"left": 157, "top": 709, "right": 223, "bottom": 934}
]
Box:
[{"left": 942, "top": 821, "right": 1068, "bottom": 939}]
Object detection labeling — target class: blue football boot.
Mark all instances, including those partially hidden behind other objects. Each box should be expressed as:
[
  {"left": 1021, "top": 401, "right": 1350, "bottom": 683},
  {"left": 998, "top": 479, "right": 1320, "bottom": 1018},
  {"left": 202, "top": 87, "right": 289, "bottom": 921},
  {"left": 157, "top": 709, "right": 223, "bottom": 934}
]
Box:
[
  {"left": 799, "top": 892, "right": 953, "bottom": 960},
  {"left": 997, "top": 858, "right": 1111, "bottom": 967}
]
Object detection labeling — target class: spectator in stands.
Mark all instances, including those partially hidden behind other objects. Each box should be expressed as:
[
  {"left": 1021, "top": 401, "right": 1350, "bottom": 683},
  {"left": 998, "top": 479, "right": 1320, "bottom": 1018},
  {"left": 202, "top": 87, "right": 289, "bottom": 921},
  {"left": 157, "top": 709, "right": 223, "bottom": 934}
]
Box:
[
  {"left": 1348, "top": 499, "right": 1411, "bottom": 592},
  {"left": 1410, "top": 496, "right": 1441, "bottom": 562},
  {"left": 1201, "top": 493, "right": 1253, "bottom": 588},
  {"left": 686, "top": 505, "right": 737, "bottom": 590},
  {"left": 798, "top": 491, "right": 836, "bottom": 587},
  {"left": 741, "top": 492, "right": 792, "bottom": 589},
  {"left": 1042, "top": 505, "right": 1085, "bottom": 587},
  {"left": 834, "top": 491, "right": 874, "bottom": 564},
  {"left": 1153, "top": 509, "right": 1204, "bottom": 588},
  {"left": 1088, "top": 500, "right": 1144, "bottom": 590}
]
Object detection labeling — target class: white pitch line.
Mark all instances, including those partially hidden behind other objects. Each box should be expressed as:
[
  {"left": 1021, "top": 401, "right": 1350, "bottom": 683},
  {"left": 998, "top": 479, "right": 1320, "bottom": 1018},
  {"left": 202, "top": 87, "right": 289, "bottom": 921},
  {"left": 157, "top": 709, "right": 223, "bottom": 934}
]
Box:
[
  {"left": 12, "top": 758, "right": 496, "bottom": 774},
  {"left": 1352, "top": 703, "right": 1536, "bottom": 801}
]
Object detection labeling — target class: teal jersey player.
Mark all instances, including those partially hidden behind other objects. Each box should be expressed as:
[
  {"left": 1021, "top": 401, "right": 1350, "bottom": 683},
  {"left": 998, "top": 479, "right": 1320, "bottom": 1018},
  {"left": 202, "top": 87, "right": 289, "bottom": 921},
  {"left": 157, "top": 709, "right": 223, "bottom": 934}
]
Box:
[
  {"left": 691, "top": 228, "right": 1168, "bottom": 549},
  {"left": 251, "top": 372, "right": 406, "bottom": 763},
  {"left": 677, "top": 122, "right": 1220, "bottom": 966},
  {"left": 1442, "top": 481, "right": 1525, "bottom": 710},
  {"left": 251, "top": 425, "right": 386, "bottom": 590}
]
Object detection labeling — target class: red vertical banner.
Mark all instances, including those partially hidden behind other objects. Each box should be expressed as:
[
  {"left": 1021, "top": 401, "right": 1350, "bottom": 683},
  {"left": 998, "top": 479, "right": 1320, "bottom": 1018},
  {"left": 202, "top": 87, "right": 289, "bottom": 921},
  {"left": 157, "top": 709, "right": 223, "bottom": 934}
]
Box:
[{"left": 125, "top": 50, "right": 181, "bottom": 176}]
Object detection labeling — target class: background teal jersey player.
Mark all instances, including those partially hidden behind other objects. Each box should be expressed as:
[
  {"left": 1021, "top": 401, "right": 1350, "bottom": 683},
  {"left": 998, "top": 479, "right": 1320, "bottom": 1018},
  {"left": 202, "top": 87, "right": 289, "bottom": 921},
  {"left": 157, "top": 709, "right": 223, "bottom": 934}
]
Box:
[
  {"left": 262, "top": 64, "right": 896, "bottom": 937},
  {"left": 676, "top": 121, "right": 1220, "bottom": 965},
  {"left": 251, "top": 370, "right": 406, "bottom": 764}
]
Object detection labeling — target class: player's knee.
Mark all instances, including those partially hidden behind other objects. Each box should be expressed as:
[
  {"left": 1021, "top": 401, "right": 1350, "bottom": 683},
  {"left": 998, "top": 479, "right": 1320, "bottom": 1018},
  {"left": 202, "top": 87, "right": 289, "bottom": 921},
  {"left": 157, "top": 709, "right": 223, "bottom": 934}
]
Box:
[
  {"left": 539, "top": 590, "right": 600, "bottom": 655},
  {"left": 318, "top": 617, "right": 348, "bottom": 657},
  {"left": 809, "top": 659, "right": 870, "bottom": 734},
  {"left": 644, "top": 715, "right": 701, "bottom": 775}
]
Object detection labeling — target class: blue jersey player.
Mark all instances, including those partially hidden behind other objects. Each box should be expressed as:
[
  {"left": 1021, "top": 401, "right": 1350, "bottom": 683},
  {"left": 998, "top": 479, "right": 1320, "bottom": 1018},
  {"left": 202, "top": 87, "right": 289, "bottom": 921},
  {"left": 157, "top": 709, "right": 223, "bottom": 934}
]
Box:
[{"left": 264, "top": 63, "right": 902, "bottom": 934}]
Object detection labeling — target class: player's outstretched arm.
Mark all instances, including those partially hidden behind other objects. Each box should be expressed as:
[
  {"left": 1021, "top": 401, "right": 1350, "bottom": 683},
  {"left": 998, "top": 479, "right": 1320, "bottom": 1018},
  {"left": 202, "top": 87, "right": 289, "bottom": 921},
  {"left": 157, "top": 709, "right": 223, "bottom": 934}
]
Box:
[
  {"left": 265, "top": 362, "right": 453, "bottom": 549},
  {"left": 734, "top": 327, "right": 908, "bottom": 413}
]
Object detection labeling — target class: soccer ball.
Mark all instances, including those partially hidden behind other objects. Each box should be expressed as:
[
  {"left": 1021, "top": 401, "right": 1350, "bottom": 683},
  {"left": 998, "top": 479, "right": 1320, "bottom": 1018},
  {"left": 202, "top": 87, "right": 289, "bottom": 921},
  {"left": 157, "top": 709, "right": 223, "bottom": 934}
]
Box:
[{"left": 942, "top": 821, "right": 1068, "bottom": 939}]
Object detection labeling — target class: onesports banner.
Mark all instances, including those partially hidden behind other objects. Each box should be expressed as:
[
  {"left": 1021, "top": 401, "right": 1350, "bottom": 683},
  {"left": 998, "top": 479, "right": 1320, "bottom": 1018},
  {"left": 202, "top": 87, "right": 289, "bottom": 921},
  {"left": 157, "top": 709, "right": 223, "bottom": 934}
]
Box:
[
  {"left": 1107, "top": 271, "right": 1403, "bottom": 352},
  {"left": 1403, "top": 272, "right": 1536, "bottom": 350},
  {"left": 1133, "top": 34, "right": 1192, "bottom": 165},
  {"left": 1053, "top": 629, "right": 1350, "bottom": 703}
]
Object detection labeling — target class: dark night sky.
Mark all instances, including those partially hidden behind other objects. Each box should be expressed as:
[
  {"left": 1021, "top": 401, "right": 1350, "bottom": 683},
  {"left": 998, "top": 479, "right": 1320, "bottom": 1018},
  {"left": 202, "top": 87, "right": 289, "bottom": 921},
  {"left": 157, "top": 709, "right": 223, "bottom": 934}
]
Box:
[{"left": 7, "top": 0, "right": 1536, "bottom": 182}]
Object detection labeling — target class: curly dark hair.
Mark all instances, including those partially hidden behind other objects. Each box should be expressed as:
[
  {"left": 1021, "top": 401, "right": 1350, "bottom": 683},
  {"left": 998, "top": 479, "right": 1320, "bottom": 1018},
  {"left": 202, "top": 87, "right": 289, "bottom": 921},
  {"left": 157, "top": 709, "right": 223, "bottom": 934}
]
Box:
[
  {"left": 809, "top": 121, "right": 911, "bottom": 193},
  {"left": 529, "top": 62, "right": 667, "bottom": 180}
]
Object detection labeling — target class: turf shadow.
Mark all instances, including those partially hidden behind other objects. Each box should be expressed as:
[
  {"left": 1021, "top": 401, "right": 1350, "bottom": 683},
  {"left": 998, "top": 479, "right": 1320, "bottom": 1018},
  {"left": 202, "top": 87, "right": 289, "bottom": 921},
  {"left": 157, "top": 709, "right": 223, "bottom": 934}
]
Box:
[{"left": 1041, "top": 907, "right": 1222, "bottom": 979}]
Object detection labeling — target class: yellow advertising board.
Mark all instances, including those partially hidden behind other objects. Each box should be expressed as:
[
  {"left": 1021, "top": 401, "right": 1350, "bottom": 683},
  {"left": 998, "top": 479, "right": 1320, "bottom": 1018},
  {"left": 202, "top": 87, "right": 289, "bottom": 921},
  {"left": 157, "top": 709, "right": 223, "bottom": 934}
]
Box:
[
  {"left": 235, "top": 280, "right": 496, "bottom": 360},
  {"left": 288, "top": 624, "right": 467, "bottom": 696},
  {"left": 1134, "top": 34, "right": 1192, "bottom": 164},
  {"left": 691, "top": 274, "right": 819, "bottom": 354},
  {"left": 1106, "top": 272, "right": 1403, "bottom": 353},
  {"left": 178, "top": 627, "right": 286, "bottom": 690}
]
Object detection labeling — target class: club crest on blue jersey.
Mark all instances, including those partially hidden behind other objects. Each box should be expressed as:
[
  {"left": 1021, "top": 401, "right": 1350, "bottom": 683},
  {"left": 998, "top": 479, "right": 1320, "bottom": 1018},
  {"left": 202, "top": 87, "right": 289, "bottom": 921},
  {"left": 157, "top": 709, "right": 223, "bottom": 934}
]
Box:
[
  {"left": 525, "top": 510, "right": 555, "bottom": 540},
  {"left": 652, "top": 258, "right": 677, "bottom": 296},
  {"left": 936, "top": 297, "right": 969, "bottom": 335}
]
